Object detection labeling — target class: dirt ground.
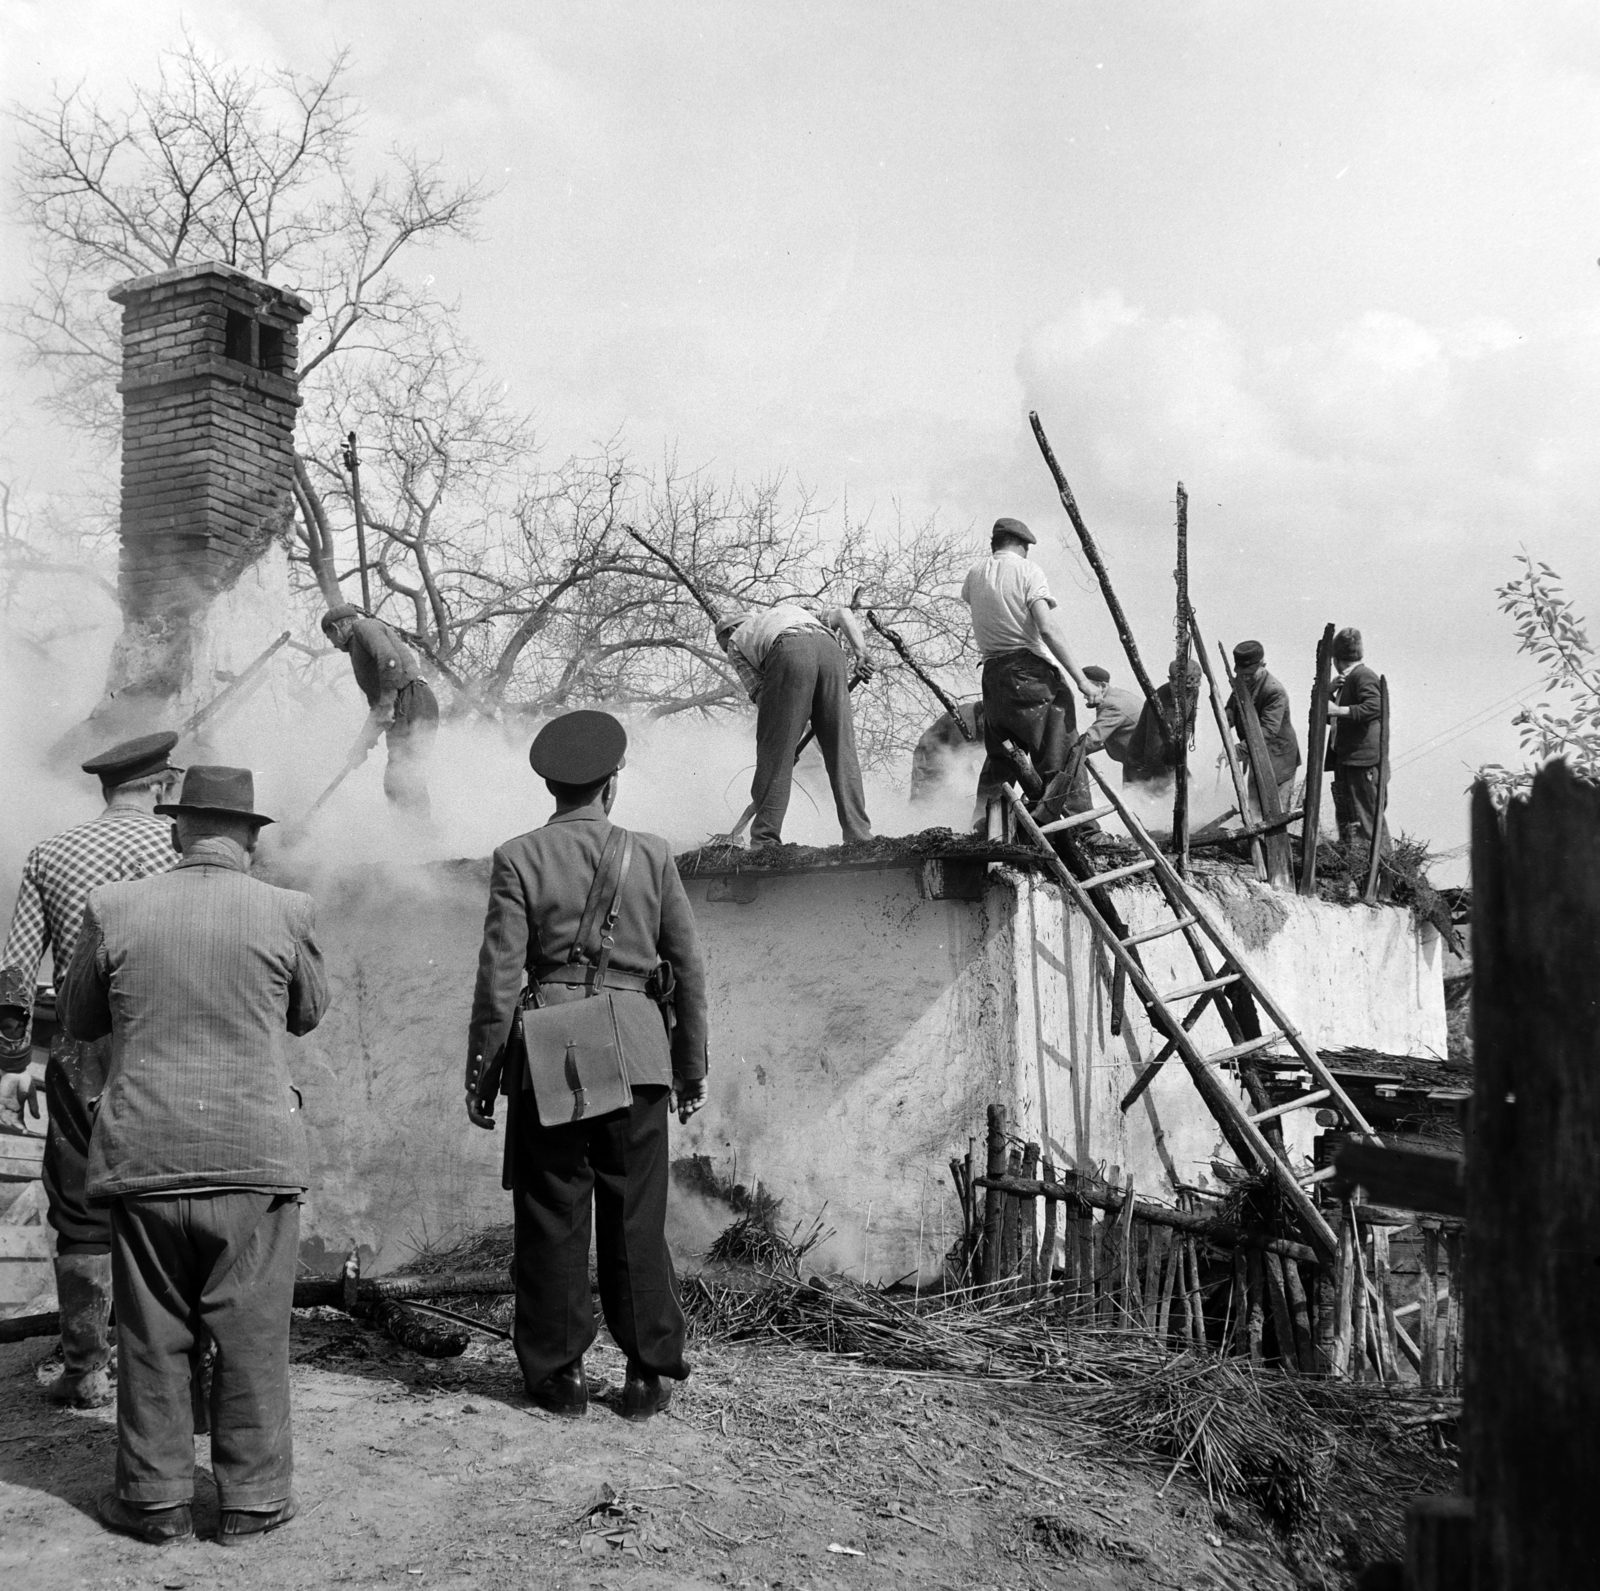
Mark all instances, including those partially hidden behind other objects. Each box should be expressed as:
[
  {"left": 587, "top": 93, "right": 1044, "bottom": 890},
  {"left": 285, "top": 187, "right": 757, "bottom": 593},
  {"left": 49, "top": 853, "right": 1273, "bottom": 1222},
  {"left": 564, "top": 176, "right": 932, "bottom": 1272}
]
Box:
[{"left": 0, "top": 1309, "right": 1314, "bottom": 1591}]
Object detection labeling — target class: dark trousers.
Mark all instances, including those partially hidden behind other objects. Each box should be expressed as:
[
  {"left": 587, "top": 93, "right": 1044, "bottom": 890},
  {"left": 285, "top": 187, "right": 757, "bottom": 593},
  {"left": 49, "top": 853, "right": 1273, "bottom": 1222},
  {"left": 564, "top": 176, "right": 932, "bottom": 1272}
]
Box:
[
  {"left": 384, "top": 679, "right": 439, "bottom": 816},
  {"left": 511, "top": 1084, "right": 688, "bottom": 1391},
  {"left": 110, "top": 1192, "right": 299, "bottom": 1508},
  {"left": 750, "top": 630, "right": 872, "bottom": 846},
  {"left": 42, "top": 1034, "right": 111, "bottom": 1254},
  {"left": 978, "top": 651, "right": 1088, "bottom": 809},
  {"left": 1333, "top": 764, "right": 1388, "bottom": 849}
]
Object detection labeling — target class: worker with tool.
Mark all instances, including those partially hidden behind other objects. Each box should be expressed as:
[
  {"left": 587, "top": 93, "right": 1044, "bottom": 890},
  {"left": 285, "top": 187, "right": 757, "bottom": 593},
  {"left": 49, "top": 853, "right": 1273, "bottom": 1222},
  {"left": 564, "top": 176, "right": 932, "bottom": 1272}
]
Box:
[
  {"left": 464, "top": 710, "right": 707, "bottom": 1421},
  {"left": 714, "top": 602, "right": 875, "bottom": 848},
  {"left": 909, "top": 700, "right": 985, "bottom": 811},
  {"left": 1123, "top": 658, "right": 1204, "bottom": 790},
  {"left": 1225, "top": 640, "right": 1301, "bottom": 821},
  {"left": 58, "top": 765, "right": 327, "bottom": 1544},
  {"left": 961, "top": 517, "right": 1103, "bottom": 817},
  {"left": 320, "top": 604, "right": 439, "bottom": 818},
  {"left": 1079, "top": 665, "right": 1143, "bottom": 768},
  {"left": 0, "top": 732, "right": 182, "bottom": 1410},
  {"left": 1326, "top": 627, "right": 1387, "bottom": 862}
]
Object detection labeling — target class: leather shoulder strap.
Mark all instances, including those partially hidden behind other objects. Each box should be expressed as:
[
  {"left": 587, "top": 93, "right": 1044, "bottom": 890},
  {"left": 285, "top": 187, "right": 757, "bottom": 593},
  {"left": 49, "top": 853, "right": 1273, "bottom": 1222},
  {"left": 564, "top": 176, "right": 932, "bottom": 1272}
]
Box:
[{"left": 567, "top": 827, "right": 628, "bottom": 967}]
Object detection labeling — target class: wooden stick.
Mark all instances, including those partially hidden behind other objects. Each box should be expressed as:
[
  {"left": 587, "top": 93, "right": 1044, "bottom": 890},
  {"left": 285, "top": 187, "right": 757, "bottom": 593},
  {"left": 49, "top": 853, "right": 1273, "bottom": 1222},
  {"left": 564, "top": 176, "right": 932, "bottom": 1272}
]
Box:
[
  {"left": 1077, "top": 1180, "right": 1096, "bottom": 1321},
  {"left": 1419, "top": 1223, "right": 1440, "bottom": 1390},
  {"left": 1263, "top": 1250, "right": 1299, "bottom": 1372},
  {"left": 1218, "top": 641, "right": 1293, "bottom": 888},
  {"left": 1333, "top": 1207, "right": 1355, "bottom": 1378},
  {"left": 1143, "top": 1220, "right": 1162, "bottom": 1333},
  {"left": 977, "top": 1105, "right": 1006, "bottom": 1286},
  {"left": 1172, "top": 482, "right": 1191, "bottom": 873},
  {"left": 1351, "top": 1210, "right": 1372, "bottom": 1382},
  {"left": 1191, "top": 611, "right": 1266, "bottom": 880},
  {"left": 1372, "top": 1224, "right": 1398, "bottom": 1382},
  {"left": 1282, "top": 1257, "right": 1318, "bottom": 1374},
  {"left": 1118, "top": 1173, "right": 1139, "bottom": 1325},
  {"left": 1362, "top": 675, "right": 1392, "bottom": 903},
  {"left": 1443, "top": 1229, "right": 1462, "bottom": 1391},
  {"left": 1020, "top": 1142, "right": 1041, "bottom": 1292},
  {"left": 1028, "top": 410, "right": 1169, "bottom": 748},
  {"left": 1000, "top": 1147, "right": 1022, "bottom": 1282},
  {"left": 1185, "top": 1234, "right": 1206, "bottom": 1343},
  {"left": 1039, "top": 1158, "right": 1058, "bottom": 1302},
  {"left": 1299, "top": 624, "right": 1336, "bottom": 896},
  {"left": 1157, "top": 1227, "right": 1179, "bottom": 1345}
]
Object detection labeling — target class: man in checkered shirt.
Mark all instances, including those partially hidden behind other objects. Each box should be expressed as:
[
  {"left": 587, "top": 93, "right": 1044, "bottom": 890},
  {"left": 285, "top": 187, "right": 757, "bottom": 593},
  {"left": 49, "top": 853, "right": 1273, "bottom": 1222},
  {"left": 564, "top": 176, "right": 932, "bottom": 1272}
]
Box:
[{"left": 0, "top": 731, "right": 181, "bottom": 1407}]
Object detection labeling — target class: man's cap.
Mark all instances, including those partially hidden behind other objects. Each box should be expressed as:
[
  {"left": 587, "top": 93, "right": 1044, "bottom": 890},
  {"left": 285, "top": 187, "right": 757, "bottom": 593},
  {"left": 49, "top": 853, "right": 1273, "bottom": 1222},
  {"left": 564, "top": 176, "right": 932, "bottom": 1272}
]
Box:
[
  {"left": 1083, "top": 665, "right": 1111, "bottom": 685},
  {"left": 320, "top": 603, "right": 362, "bottom": 635},
  {"left": 81, "top": 730, "right": 181, "bottom": 786},
  {"left": 1332, "top": 626, "right": 1364, "bottom": 661},
  {"left": 1233, "top": 640, "right": 1265, "bottom": 669},
  {"left": 1168, "top": 656, "right": 1203, "bottom": 682},
  {"left": 529, "top": 710, "right": 628, "bottom": 786},
  {"left": 992, "top": 517, "right": 1036, "bottom": 546},
  {"left": 713, "top": 612, "right": 748, "bottom": 640},
  {"left": 154, "top": 766, "right": 273, "bottom": 826}
]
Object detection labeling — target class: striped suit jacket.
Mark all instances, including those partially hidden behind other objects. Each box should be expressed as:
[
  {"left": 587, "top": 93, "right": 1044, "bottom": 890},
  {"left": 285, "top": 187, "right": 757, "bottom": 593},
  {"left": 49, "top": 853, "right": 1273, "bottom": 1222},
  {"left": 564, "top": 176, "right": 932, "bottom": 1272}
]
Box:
[{"left": 57, "top": 843, "right": 329, "bottom": 1198}]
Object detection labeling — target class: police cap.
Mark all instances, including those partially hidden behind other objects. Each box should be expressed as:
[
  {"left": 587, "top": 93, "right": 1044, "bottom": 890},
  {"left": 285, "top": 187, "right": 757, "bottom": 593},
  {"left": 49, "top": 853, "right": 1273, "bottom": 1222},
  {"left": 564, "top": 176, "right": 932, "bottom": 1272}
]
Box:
[
  {"left": 529, "top": 710, "right": 628, "bottom": 786},
  {"left": 992, "top": 516, "right": 1036, "bottom": 546},
  {"left": 80, "top": 730, "right": 181, "bottom": 787}
]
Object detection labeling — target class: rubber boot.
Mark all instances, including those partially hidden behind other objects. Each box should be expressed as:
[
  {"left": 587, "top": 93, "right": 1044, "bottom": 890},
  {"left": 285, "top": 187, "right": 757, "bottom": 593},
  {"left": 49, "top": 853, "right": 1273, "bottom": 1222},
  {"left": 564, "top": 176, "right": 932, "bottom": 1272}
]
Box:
[{"left": 51, "top": 1252, "right": 114, "bottom": 1409}]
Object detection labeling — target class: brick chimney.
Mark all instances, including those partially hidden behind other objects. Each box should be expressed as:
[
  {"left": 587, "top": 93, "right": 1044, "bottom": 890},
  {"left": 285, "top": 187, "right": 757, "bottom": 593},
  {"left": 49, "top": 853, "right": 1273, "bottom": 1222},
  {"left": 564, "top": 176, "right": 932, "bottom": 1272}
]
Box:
[{"left": 93, "top": 261, "right": 311, "bottom": 726}]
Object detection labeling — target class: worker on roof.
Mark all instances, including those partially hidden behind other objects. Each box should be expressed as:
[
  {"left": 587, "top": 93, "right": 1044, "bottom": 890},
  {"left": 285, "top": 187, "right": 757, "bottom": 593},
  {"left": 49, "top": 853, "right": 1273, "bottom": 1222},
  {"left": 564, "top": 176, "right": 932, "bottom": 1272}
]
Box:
[
  {"left": 1080, "top": 665, "right": 1143, "bottom": 768},
  {"left": 1123, "top": 658, "right": 1203, "bottom": 789},
  {"left": 961, "top": 517, "right": 1103, "bottom": 818},
  {"left": 714, "top": 601, "right": 875, "bottom": 848},
  {"left": 320, "top": 604, "right": 439, "bottom": 818},
  {"left": 1226, "top": 640, "right": 1301, "bottom": 822},
  {"left": 1326, "top": 627, "right": 1389, "bottom": 881},
  {"left": 0, "top": 731, "right": 182, "bottom": 1411},
  {"left": 909, "top": 700, "right": 992, "bottom": 829},
  {"left": 465, "top": 710, "right": 708, "bottom": 1423}
]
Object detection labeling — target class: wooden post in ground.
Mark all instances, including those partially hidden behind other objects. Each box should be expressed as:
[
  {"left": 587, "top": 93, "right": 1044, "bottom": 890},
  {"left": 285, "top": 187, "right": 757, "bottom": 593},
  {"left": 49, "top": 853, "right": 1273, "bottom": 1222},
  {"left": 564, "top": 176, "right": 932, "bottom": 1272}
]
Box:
[
  {"left": 1171, "top": 482, "right": 1192, "bottom": 873},
  {"left": 1020, "top": 1142, "right": 1041, "bottom": 1291},
  {"left": 977, "top": 1105, "right": 1006, "bottom": 1285},
  {"left": 1039, "top": 1159, "right": 1059, "bottom": 1302},
  {"left": 1263, "top": 1251, "right": 1299, "bottom": 1372},
  {"left": 1299, "top": 624, "right": 1335, "bottom": 896},
  {"left": 1464, "top": 765, "right": 1600, "bottom": 1588}
]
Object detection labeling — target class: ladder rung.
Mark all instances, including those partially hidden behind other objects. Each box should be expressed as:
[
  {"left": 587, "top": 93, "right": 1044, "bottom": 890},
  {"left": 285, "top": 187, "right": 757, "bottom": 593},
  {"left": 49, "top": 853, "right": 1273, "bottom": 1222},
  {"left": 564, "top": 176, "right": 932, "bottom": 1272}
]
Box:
[
  {"left": 1121, "top": 915, "right": 1197, "bottom": 948},
  {"left": 1038, "top": 804, "right": 1115, "bottom": 834},
  {"left": 1204, "top": 1034, "right": 1284, "bottom": 1066},
  {"left": 1087, "top": 859, "right": 1157, "bottom": 888},
  {"left": 1162, "top": 973, "right": 1240, "bottom": 1004},
  {"left": 1248, "top": 1088, "right": 1331, "bottom": 1125}
]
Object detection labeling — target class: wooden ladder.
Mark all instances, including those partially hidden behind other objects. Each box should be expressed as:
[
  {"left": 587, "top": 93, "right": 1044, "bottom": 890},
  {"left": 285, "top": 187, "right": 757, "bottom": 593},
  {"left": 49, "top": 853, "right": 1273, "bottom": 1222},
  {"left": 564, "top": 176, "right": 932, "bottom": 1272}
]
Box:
[{"left": 1006, "top": 763, "right": 1383, "bottom": 1262}]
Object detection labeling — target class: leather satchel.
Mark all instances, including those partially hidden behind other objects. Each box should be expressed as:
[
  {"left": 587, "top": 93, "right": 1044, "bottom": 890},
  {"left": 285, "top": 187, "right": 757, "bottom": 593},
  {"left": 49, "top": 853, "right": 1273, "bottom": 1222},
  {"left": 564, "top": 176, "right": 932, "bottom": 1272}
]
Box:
[{"left": 516, "top": 827, "right": 637, "bottom": 1127}]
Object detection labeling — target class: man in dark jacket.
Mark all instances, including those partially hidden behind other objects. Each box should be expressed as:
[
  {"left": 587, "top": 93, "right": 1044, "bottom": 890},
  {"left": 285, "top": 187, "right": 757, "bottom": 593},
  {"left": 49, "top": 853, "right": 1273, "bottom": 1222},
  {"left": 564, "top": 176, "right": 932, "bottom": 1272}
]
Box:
[
  {"left": 1225, "top": 640, "right": 1302, "bottom": 819},
  {"left": 1124, "top": 659, "right": 1203, "bottom": 789},
  {"left": 1081, "top": 666, "right": 1143, "bottom": 767},
  {"left": 1327, "top": 627, "right": 1387, "bottom": 854},
  {"left": 465, "top": 710, "right": 708, "bottom": 1422},
  {"left": 321, "top": 604, "right": 439, "bottom": 816},
  {"left": 59, "top": 767, "right": 328, "bottom": 1546}
]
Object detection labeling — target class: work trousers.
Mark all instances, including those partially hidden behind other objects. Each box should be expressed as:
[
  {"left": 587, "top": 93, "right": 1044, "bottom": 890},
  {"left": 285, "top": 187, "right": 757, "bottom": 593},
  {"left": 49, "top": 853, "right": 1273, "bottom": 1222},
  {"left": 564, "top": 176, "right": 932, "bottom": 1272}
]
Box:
[
  {"left": 110, "top": 1191, "right": 299, "bottom": 1509},
  {"left": 384, "top": 679, "right": 439, "bottom": 817},
  {"left": 42, "top": 1033, "right": 112, "bottom": 1254},
  {"left": 1332, "top": 764, "right": 1388, "bottom": 849},
  {"left": 750, "top": 630, "right": 872, "bottom": 846},
  {"left": 978, "top": 651, "right": 1088, "bottom": 811},
  {"left": 510, "top": 1084, "right": 689, "bottom": 1392}
]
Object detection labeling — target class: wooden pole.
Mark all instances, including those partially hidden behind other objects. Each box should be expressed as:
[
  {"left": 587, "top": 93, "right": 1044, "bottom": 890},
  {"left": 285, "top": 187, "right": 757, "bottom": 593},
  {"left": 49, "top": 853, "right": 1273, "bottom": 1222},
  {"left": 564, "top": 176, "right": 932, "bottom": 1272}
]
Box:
[
  {"left": 1190, "top": 611, "right": 1267, "bottom": 881},
  {"left": 1362, "top": 676, "right": 1392, "bottom": 903},
  {"left": 1299, "top": 624, "right": 1336, "bottom": 895},
  {"left": 1118, "top": 1173, "right": 1138, "bottom": 1324},
  {"left": 1466, "top": 765, "right": 1600, "bottom": 1588},
  {"left": 1282, "top": 1257, "right": 1318, "bottom": 1374},
  {"left": 1419, "top": 1222, "right": 1441, "bottom": 1391},
  {"left": 1157, "top": 1229, "right": 1178, "bottom": 1344},
  {"left": 1172, "top": 482, "right": 1191, "bottom": 872},
  {"left": 1218, "top": 642, "right": 1293, "bottom": 888},
  {"left": 1040, "top": 1159, "right": 1059, "bottom": 1302},
  {"left": 1020, "top": 1142, "right": 1041, "bottom": 1292},
  {"left": 977, "top": 1105, "right": 1006, "bottom": 1286},
  {"left": 1263, "top": 1250, "right": 1298, "bottom": 1372},
  {"left": 1028, "top": 410, "right": 1171, "bottom": 750},
  {"left": 341, "top": 431, "right": 373, "bottom": 614},
  {"left": 1333, "top": 1208, "right": 1355, "bottom": 1378}
]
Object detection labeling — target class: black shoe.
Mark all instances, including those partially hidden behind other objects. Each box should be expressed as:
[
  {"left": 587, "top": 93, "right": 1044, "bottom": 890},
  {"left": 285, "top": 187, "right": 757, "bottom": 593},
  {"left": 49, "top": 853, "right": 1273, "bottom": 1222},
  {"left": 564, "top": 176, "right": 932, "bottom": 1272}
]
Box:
[
  {"left": 217, "top": 1490, "right": 299, "bottom": 1545},
  {"left": 98, "top": 1493, "right": 194, "bottom": 1544},
  {"left": 621, "top": 1363, "right": 673, "bottom": 1421},
  {"left": 529, "top": 1358, "right": 588, "bottom": 1418}
]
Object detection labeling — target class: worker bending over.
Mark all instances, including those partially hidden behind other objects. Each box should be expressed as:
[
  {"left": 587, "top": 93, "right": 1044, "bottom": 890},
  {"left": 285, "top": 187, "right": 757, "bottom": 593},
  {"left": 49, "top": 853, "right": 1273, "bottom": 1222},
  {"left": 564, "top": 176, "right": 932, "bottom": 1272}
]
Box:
[{"left": 715, "top": 602, "right": 874, "bottom": 848}]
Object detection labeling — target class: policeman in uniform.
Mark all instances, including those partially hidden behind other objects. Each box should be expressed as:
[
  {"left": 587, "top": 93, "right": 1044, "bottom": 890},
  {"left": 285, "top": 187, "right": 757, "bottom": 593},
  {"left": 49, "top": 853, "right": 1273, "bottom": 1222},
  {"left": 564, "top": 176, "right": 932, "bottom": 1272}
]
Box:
[
  {"left": 0, "top": 732, "right": 181, "bottom": 1407},
  {"left": 320, "top": 604, "right": 440, "bottom": 816},
  {"left": 465, "top": 710, "right": 708, "bottom": 1420}
]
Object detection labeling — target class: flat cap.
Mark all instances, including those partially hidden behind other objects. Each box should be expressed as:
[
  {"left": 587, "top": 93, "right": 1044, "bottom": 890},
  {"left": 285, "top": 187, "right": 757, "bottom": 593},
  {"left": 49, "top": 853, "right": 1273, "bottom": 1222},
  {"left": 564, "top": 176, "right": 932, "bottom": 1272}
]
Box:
[
  {"left": 530, "top": 710, "right": 628, "bottom": 786},
  {"left": 1083, "top": 665, "right": 1111, "bottom": 685},
  {"left": 992, "top": 516, "right": 1036, "bottom": 545},
  {"left": 81, "top": 730, "right": 180, "bottom": 786},
  {"left": 320, "top": 603, "right": 362, "bottom": 634},
  {"left": 155, "top": 765, "right": 272, "bottom": 825},
  {"left": 1232, "top": 640, "right": 1265, "bottom": 669},
  {"left": 1332, "top": 626, "right": 1363, "bottom": 661}
]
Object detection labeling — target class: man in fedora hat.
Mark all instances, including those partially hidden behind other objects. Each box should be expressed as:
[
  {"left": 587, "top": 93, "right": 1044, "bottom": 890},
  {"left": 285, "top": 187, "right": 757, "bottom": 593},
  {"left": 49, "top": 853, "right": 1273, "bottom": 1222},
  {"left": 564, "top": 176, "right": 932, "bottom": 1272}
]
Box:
[
  {"left": 58, "top": 766, "right": 328, "bottom": 1545},
  {"left": 714, "top": 601, "right": 875, "bottom": 847},
  {"left": 961, "top": 517, "right": 1103, "bottom": 817},
  {"left": 466, "top": 710, "right": 708, "bottom": 1422},
  {"left": 0, "top": 731, "right": 182, "bottom": 1409},
  {"left": 1225, "top": 640, "right": 1301, "bottom": 821},
  {"left": 320, "top": 604, "right": 440, "bottom": 817}
]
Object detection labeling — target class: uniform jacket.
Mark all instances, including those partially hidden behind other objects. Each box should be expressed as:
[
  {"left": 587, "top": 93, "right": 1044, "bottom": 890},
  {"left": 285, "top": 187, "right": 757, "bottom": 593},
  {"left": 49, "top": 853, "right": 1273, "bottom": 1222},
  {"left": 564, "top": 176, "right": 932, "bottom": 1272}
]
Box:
[
  {"left": 467, "top": 803, "right": 709, "bottom": 1089},
  {"left": 57, "top": 842, "right": 328, "bottom": 1198},
  {"left": 1329, "top": 662, "right": 1383, "bottom": 769},
  {"left": 1226, "top": 668, "right": 1302, "bottom": 784}
]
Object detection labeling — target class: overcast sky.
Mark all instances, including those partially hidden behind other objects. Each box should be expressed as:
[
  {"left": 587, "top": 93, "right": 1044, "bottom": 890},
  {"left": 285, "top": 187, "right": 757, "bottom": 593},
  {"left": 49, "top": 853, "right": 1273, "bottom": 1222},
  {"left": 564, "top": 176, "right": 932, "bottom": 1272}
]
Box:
[{"left": 5, "top": 1, "right": 1599, "bottom": 877}]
